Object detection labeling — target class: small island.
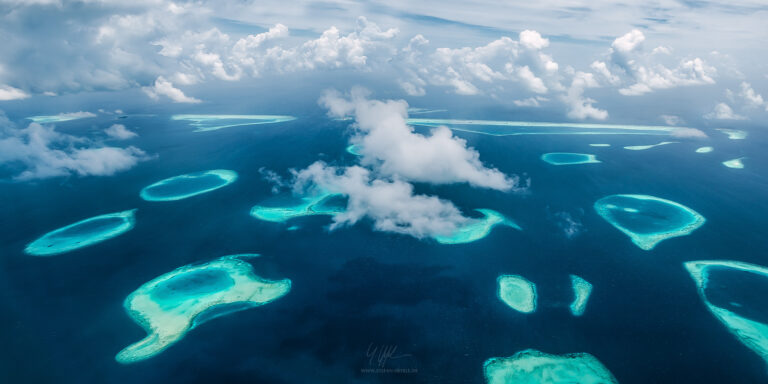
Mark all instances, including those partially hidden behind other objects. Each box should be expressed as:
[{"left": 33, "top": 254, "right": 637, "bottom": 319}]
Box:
[
  {"left": 623, "top": 141, "right": 676, "bottom": 151},
  {"left": 685, "top": 260, "right": 768, "bottom": 367},
  {"left": 716, "top": 128, "right": 747, "bottom": 140},
  {"left": 569, "top": 275, "right": 593, "bottom": 317},
  {"left": 116, "top": 254, "right": 291, "bottom": 364},
  {"left": 433, "top": 209, "right": 521, "bottom": 244},
  {"left": 540, "top": 152, "right": 600, "bottom": 165},
  {"left": 171, "top": 114, "right": 296, "bottom": 132},
  {"left": 484, "top": 349, "right": 618, "bottom": 384},
  {"left": 496, "top": 275, "right": 537, "bottom": 314},
  {"left": 250, "top": 193, "right": 345, "bottom": 223},
  {"left": 722, "top": 157, "right": 745, "bottom": 169},
  {"left": 25, "top": 209, "right": 136, "bottom": 256},
  {"left": 140, "top": 170, "right": 238, "bottom": 201},
  {"left": 594, "top": 194, "right": 705, "bottom": 250}
]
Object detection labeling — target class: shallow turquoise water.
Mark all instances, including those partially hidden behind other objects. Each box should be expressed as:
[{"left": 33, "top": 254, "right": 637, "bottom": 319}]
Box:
[
  {"left": 541, "top": 152, "right": 600, "bottom": 165},
  {"left": 140, "top": 170, "right": 237, "bottom": 201},
  {"left": 152, "top": 269, "right": 235, "bottom": 302}
]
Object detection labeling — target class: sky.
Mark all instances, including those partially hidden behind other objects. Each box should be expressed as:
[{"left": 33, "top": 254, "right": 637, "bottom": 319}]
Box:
[
  {"left": 0, "top": 0, "right": 766, "bottom": 118},
  {"left": 0, "top": 0, "right": 766, "bottom": 188}
]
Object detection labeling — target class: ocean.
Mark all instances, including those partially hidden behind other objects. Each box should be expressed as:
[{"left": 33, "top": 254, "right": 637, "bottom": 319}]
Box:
[{"left": 2, "top": 93, "right": 768, "bottom": 383}]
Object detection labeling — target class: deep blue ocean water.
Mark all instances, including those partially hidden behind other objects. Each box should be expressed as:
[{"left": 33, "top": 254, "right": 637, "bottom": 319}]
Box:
[{"left": 2, "top": 94, "right": 768, "bottom": 383}]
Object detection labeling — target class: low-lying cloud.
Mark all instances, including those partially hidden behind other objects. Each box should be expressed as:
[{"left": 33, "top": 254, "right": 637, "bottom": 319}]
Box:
[
  {"left": 0, "top": 114, "right": 149, "bottom": 180},
  {"left": 104, "top": 124, "right": 138, "bottom": 140},
  {"left": 320, "top": 88, "right": 522, "bottom": 191},
  {"left": 142, "top": 76, "right": 201, "bottom": 103},
  {"left": 281, "top": 90, "right": 525, "bottom": 240},
  {"left": 293, "top": 162, "right": 468, "bottom": 238}
]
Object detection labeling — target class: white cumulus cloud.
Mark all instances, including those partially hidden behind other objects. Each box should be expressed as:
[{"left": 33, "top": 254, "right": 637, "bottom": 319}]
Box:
[
  {"left": 292, "top": 162, "right": 469, "bottom": 238},
  {"left": 142, "top": 76, "right": 201, "bottom": 103},
  {"left": 705, "top": 103, "right": 746, "bottom": 120},
  {"left": 612, "top": 29, "right": 645, "bottom": 54},
  {"left": 319, "top": 89, "right": 521, "bottom": 191},
  {"left": 604, "top": 30, "right": 717, "bottom": 97},
  {"left": 0, "top": 84, "right": 30, "bottom": 101},
  {"left": 519, "top": 30, "right": 549, "bottom": 50},
  {"left": 104, "top": 124, "right": 138, "bottom": 140},
  {"left": 738, "top": 82, "right": 765, "bottom": 109}
]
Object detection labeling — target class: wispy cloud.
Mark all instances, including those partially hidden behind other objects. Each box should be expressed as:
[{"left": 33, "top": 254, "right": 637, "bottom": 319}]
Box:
[{"left": 0, "top": 113, "right": 149, "bottom": 180}]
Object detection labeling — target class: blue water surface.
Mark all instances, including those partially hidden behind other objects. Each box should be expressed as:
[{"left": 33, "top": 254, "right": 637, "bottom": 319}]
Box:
[{"left": 2, "top": 87, "right": 768, "bottom": 384}]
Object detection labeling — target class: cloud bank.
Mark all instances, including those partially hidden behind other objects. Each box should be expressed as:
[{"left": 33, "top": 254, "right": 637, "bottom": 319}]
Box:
[
  {"left": 0, "top": 114, "right": 149, "bottom": 180},
  {"left": 3, "top": 1, "right": 762, "bottom": 121}
]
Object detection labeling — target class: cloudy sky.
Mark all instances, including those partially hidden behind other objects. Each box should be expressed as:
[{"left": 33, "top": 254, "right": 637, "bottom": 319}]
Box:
[
  {"left": 0, "top": 0, "right": 767, "bottom": 186},
  {"left": 0, "top": 0, "right": 767, "bottom": 123}
]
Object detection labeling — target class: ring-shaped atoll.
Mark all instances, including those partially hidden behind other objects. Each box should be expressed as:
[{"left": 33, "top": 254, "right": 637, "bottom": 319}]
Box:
[
  {"left": 27, "top": 112, "right": 96, "bottom": 124},
  {"left": 407, "top": 118, "right": 679, "bottom": 136},
  {"left": 716, "top": 128, "right": 747, "bottom": 140},
  {"left": 695, "top": 146, "right": 714, "bottom": 153},
  {"left": 116, "top": 254, "right": 291, "bottom": 364},
  {"left": 497, "top": 275, "right": 537, "bottom": 314},
  {"left": 483, "top": 349, "right": 618, "bottom": 384},
  {"left": 623, "top": 141, "right": 677, "bottom": 151},
  {"left": 25, "top": 209, "right": 136, "bottom": 256},
  {"left": 722, "top": 157, "right": 745, "bottom": 169},
  {"left": 541, "top": 152, "right": 601, "bottom": 165},
  {"left": 250, "top": 193, "right": 345, "bottom": 223},
  {"left": 685, "top": 260, "right": 768, "bottom": 367},
  {"left": 345, "top": 144, "right": 362, "bottom": 156},
  {"left": 171, "top": 114, "right": 296, "bottom": 132},
  {"left": 594, "top": 194, "right": 706, "bottom": 251},
  {"left": 433, "top": 209, "right": 521, "bottom": 245},
  {"left": 140, "top": 170, "right": 238, "bottom": 201},
  {"left": 569, "top": 275, "right": 593, "bottom": 317}
]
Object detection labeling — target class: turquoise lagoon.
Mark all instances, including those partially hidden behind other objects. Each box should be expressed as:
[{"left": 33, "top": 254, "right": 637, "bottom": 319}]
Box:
[
  {"left": 25, "top": 210, "right": 136, "bottom": 256},
  {"left": 408, "top": 119, "right": 681, "bottom": 136},
  {"left": 27, "top": 112, "right": 96, "bottom": 124},
  {"left": 723, "top": 158, "right": 745, "bottom": 169},
  {"left": 685, "top": 260, "right": 768, "bottom": 367},
  {"left": 540, "top": 152, "right": 600, "bottom": 165},
  {"left": 433, "top": 209, "right": 520, "bottom": 244},
  {"left": 172, "top": 114, "right": 296, "bottom": 132},
  {"left": 717, "top": 129, "right": 747, "bottom": 140},
  {"left": 484, "top": 349, "right": 618, "bottom": 384},
  {"left": 623, "top": 141, "right": 677, "bottom": 151},
  {"left": 594, "top": 194, "right": 705, "bottom": 251},
  {"left": 497, "top": 274, "right": 537, "bottom": 314},
  {"left": 250, "top": 193, "right": 346, "bottom": 223},
  {"left": 345, "top": 144, "right": 362, "bottom": 156},
  {"left": 140, "top": 170, "right": 238, "bottom": 201},
  {"left": 116, "top": 254, "right": 291, "bottom": 363},
  {"left": 569, "top": 275, "right": 593, "bottom": 317}
]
